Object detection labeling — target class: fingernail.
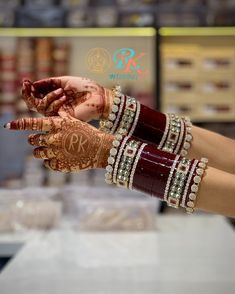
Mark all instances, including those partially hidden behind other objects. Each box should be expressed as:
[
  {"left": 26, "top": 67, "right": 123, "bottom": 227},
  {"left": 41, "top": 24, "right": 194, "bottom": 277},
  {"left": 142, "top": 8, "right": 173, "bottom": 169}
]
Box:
[
  {"left": 56, "top": 88, "right": 63, "bottom": 94},
  {"left": 4, "top": 123, "right": 11, "bottom": 129}
]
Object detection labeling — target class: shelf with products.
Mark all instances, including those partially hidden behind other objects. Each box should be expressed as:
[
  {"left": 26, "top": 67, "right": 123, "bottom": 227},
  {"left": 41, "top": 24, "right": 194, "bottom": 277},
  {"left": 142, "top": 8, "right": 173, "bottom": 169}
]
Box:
[
  {"left": 0, "top": 27, "right": 156, "bottom": 184},
  {"left": 0, "top": 27, "right": 157, "bottom": 115},
  {"left": 1, "top": 0, "right": 235, "bottom": 27},
  {"left": 159, "top": 27, "right": 235, "bottom": 123}
]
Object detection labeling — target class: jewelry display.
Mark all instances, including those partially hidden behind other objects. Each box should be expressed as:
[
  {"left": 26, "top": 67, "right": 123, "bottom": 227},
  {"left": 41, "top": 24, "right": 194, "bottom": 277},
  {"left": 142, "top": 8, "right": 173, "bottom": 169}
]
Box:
[
  {"left": 100, "top": 86, "right": 193, "bottom": 156},
  {"left": 105, "top": 135, "right": 208, "bottom": 214}
]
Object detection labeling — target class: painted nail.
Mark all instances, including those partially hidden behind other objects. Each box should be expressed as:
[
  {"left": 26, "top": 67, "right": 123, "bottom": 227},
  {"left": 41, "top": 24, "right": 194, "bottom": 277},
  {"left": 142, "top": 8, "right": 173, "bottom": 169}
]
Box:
[{"left": 4, "top": 123, "right": 11, "bottom": 129}]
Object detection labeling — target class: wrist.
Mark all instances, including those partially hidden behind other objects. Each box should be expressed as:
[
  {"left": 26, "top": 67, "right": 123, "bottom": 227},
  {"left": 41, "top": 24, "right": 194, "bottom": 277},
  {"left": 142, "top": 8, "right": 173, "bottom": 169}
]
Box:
[
  {"left": 96, "top": 132, "right": 114, "bottom": 169},
  {"left": 100, "top": 86, "right": 140, "bottom": 138},
  {"left": 101, "top": 88, "right": 114, "bottom": 120}
]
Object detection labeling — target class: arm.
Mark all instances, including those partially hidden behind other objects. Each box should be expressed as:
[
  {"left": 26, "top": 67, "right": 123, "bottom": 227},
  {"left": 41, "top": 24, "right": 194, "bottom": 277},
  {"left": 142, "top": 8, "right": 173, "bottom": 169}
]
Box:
[
  {"left": 188, "top": 126, "right": 235, "bottom": 174},
  {"left": 107, "top": 137, "right": 235, "bottom": 218},
  {"left": 100, "top": 90, "right": 235, "bottom": 175},
  {"left": 21, "top": 78, "right": 235, "bottom": 174},
  {"left": 196, "top": 166, "right": 235, "bottom": 217},
  {"left": 5, "top": 117, "right": 235, "bottom": 218}
]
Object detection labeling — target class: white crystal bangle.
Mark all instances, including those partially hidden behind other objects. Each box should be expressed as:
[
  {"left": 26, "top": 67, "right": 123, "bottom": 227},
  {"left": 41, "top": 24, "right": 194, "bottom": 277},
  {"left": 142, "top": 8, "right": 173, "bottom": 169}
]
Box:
[
  {"left": 185, "top": 157, "right": 208, "bottom": 214},
  {"left": 100, "top": 85, "right": 123, "bottom": 134},
  {"left": 104, "top": 133, "right": 124, "bottom": 185}
]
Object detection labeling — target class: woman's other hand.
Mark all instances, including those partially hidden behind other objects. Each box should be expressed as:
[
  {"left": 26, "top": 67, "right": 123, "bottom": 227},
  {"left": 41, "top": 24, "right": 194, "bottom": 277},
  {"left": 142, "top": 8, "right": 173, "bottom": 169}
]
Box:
[{"left": 22, "top": 76, "right": 114, "bottom": 121}]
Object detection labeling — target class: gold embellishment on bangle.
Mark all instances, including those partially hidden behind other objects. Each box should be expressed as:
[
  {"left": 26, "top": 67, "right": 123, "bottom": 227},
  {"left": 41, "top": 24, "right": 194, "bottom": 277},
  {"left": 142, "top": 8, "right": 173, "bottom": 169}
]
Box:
[
  {"left": 129, "top": 143, "right": 147, "bottom": 190},
  {"left": 158, "top": 113, "right": 169, "bottom": 150}
]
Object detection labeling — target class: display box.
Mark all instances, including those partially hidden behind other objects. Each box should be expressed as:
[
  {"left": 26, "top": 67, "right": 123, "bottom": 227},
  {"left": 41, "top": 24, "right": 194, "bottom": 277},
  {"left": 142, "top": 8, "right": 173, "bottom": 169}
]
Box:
[
  {"left": 162, "top": 79, "right": 199, "bottom": 104},
  {"left": 199, "top": 48, "right": 235, "bottom": 78},
  {"left": 61, "top": 186, "right": 158, "bottom": 231},
  {"left": 0, "top": 187, "right": 61, "bottom": 232},
  {"left": 198, "top": 78, "right": 235, "bottom": 102},
  {"left": 162, "top": 100, "right": 199, "bottom": 121},
  {"left": 198, "top": 98, "right": 235, "bottom": 122},
  {"left": 161, "top": 45, "right": 200, "bottom": 79}
]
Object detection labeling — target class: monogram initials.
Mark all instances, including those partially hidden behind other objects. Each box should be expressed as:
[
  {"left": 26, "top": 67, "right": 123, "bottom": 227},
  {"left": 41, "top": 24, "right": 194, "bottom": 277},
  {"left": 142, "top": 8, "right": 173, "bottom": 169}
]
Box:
[
  {"left": 64, "top": 132, "right": 89, "bottom": 156},
  {"left": 68, "top": 134, "right": 88, "bottom": 153}
]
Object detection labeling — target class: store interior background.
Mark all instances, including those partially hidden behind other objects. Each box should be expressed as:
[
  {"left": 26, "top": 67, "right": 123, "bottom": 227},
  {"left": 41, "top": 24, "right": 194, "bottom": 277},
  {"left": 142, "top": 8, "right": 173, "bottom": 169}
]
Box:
[{"left": 0, "top": 0, "right": 235, "bottom": 275}]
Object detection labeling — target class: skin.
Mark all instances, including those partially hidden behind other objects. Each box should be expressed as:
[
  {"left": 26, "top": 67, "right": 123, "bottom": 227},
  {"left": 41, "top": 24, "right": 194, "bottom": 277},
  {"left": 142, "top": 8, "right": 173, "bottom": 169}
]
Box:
[
  {"left": 188, "top": 125, "right": 235, "bottom": 175},
  {"left": 12, "top": 76, "right": 235, "bottom": 217},
  {"left": 5, "top": 116, "right": 235, "bottom": 218},
  {"left": 22, "top": 76, "right": 113, "bottom": 121},
  {"left": 6, "top": 117, "right": 113, "bottom": 172},
  {"left": 23, "top": 76, "right": 235, "bottom": 174}
]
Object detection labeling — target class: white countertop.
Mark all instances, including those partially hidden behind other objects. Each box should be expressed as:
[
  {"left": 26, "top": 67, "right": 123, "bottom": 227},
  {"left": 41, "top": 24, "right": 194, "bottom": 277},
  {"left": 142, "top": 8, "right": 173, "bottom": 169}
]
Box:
[{"left": 0, "top": 215, "right": 234, "bottom": 294}]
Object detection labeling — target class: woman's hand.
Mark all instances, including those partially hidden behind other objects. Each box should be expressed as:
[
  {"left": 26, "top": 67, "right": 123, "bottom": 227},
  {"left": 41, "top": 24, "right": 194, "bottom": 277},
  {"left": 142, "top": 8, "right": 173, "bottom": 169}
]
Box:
[
  {"left": 22, "top": 76, "right": 114, "bottom": 122},
  {"left": 5, "top": 117, "right": 113, "bottom": 172}
]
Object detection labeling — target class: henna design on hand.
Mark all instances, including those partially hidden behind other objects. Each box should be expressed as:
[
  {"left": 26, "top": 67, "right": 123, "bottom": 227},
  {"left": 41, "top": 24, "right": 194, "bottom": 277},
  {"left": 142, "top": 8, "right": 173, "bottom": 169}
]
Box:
[
  {"left": 22, "top": 80, "right": 66, "bottom": 116},
  {"left": 22, "top": 76, "right": 114, "bottom": 122},
  {"left": 6, "top": 116, "right": 114, "bottom": 172}
]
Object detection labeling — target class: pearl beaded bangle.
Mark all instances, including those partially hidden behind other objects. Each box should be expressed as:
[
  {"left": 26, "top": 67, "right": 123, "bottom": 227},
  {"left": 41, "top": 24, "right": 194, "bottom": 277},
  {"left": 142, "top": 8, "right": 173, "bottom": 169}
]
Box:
[
  {"left": 185, "top": 157, "right": 208, "bottom": 214},
  {"left": 100, "top": 85, "right": 124, "bottom": 134},
  {"left": 100, "top": 85, "right": 140, "bottom": 139},
  {"left": 104, "top": 133, "right": 124, "bottom": 184}
]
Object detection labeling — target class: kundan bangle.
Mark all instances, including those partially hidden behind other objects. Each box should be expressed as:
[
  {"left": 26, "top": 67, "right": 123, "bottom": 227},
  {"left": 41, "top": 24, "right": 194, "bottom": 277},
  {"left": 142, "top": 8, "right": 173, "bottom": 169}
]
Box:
[
  {"left": 105, "top": 137, "right": 208, "bottom": 214},
  {"left": 100, "top": 86, "right": 193, "bottom": 156}
]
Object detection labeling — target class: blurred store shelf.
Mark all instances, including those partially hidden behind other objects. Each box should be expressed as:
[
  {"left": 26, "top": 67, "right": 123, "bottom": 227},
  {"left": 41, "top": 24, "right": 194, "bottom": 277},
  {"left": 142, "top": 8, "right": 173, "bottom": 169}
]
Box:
[{"left": 160, "top": 27, "right": 235, "bottom": 122}]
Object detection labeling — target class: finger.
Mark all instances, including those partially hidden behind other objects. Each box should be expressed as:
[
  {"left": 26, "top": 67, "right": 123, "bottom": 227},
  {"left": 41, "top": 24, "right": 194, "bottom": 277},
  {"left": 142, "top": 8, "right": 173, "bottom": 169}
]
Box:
[
  {"left": 31, "top": 84, "right": 44, "bottom": 99},
  {"left": 5, "top": 117, "right": 62, "bottom": 131},
  {"left": 28, "top": 133, "right": 61, "bottom": 147},
  {"left": 44, "top": 94, "right": 66, "bottom": 115},
  {"left": 37, "top": 88, "right": 64, "bottom": 112},
  {"left": 33, "top": 147, "right": 57, "bottom": 159},
  {"left": 33, "top": 78, "right": 63, "bottom": 95},
  {"left": 28, "top": 134, "right": 51, "bottom": 147},
  {"left": 44, "top": 158, "right": 69, "bottom": 173},
  {"left": 44, "top": 158, "right": 58, "bottom": 171},
  {"left": 22, "top": 80, "right": 41, "bottom": 110}
]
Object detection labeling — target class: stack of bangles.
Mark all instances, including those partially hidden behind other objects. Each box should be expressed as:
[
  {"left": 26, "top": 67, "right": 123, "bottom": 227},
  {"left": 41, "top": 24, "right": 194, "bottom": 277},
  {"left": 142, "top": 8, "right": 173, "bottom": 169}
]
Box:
[{"left": 101, "top": 86, "right": 208, "bottom": 214}]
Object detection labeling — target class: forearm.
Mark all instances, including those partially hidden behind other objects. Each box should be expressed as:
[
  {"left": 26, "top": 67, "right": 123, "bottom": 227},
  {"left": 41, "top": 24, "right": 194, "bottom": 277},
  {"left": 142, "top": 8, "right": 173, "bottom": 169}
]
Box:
[
  {"left": 188, "top": 126, "right": 235, "bottom": 174},
  {"left": 196, "top": 166, "right": 235, "bottom": 217},
  {"left": 104, "top": 135, "right": 235, "bottom": 218},
  {"left": 101, "top": 86, "right": 235, "bottom": 175}
]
